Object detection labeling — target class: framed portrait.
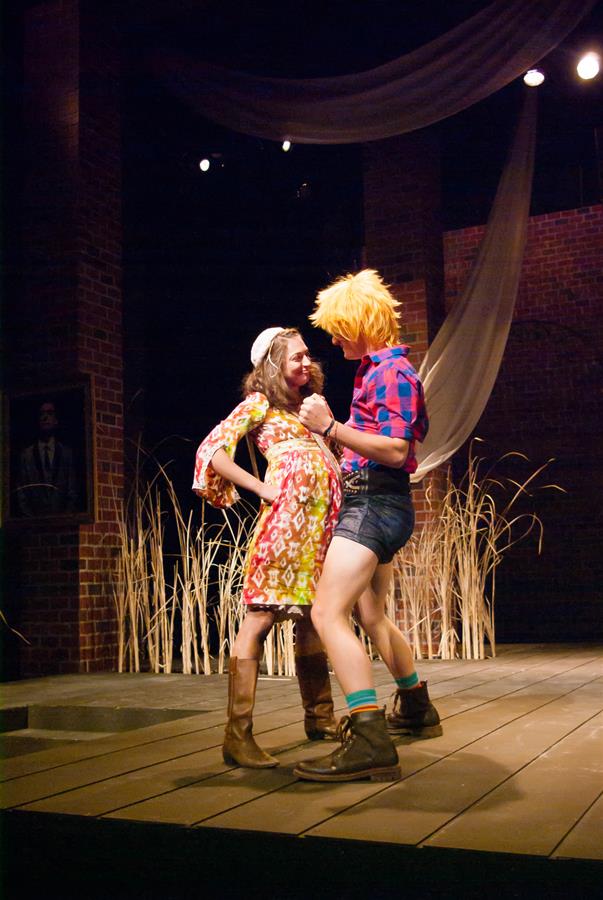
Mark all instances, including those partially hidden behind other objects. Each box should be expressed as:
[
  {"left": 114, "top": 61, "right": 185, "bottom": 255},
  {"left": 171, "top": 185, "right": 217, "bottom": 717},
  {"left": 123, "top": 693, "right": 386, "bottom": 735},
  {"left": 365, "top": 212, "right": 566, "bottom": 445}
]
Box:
[{"left": 2, "top": 376, "right": 96, "bottom": 525}]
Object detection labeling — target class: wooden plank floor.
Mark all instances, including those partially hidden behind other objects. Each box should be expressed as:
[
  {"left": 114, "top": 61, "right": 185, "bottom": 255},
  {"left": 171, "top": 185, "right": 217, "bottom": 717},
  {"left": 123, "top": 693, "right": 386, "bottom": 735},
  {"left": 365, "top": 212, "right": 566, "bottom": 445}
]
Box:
[{"left": 2, "top": 645, "right": 602, "bottom": 896}]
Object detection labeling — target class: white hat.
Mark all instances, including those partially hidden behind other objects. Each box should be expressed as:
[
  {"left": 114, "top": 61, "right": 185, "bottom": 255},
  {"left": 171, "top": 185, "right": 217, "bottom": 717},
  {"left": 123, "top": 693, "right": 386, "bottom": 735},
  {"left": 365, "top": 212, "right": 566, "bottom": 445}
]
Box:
[{"left": 250, "top": 326, "right": 285, "bottom": 367}]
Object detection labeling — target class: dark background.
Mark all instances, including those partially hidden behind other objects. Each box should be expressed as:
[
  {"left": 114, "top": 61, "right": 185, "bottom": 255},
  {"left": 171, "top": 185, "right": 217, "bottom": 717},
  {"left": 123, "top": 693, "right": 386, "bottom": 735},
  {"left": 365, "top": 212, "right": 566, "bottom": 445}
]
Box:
[
  {"left": 3, "top": 1, "right": 601, "bottom": 456},
  {"left": 118, "top": 0, "right": 603, "bottom": 517},
  {"left": 2, "top": 1, "right": 602, "bottom": 653},
  {"left": 118, "top": 1, "right": 603, "bottom": 460}
]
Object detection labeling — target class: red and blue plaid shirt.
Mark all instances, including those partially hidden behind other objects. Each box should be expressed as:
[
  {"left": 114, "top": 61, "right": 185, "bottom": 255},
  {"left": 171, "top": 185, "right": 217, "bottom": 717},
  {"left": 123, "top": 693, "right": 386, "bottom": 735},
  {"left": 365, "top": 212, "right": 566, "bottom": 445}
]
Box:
[{"left": 341, "top": 345, "right": 429, "bottom": 475}]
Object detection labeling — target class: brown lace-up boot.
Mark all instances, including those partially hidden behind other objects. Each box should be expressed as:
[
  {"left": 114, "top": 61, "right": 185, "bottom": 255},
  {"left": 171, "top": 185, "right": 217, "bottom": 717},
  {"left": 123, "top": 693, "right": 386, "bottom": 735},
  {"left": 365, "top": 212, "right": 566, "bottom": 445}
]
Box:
[
  {"left": 293, "top": 708, "right": 400, "bottom": 782},
  {"left": 295, "top": 651, "right": 338, "bottom": 740},
  {"left": 386, "top": 681, "right": 443, "bottom": 737},
  {"left": 222, "top": 657, "right": 279, "bottom": 768}
]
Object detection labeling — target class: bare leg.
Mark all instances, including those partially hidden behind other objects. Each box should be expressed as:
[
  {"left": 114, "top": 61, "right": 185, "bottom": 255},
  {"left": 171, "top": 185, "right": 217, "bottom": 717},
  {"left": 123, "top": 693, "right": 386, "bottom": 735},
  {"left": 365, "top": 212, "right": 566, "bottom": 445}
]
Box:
[
  {"left": 355, "top": 564, "right": 443, "bottom": 739},
  {"left": 295, "top": 538, "right": 403, "bottom": 782},
  {"left": 310, "top": 536, "right": 380, "bottom": 696},
  {"left": 354, "top": 562, "right": 416, "bottom": 679},
  {"left": 231, "top": 609, "right": 275, "bottom": 660}
]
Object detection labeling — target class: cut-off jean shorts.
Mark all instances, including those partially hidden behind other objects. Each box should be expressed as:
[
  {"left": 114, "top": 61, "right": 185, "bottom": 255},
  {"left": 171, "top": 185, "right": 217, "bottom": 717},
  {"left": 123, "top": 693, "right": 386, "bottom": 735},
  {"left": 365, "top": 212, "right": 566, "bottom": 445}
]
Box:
[{"left": 333, "top": 492, "right": 415, "bottom": 564}]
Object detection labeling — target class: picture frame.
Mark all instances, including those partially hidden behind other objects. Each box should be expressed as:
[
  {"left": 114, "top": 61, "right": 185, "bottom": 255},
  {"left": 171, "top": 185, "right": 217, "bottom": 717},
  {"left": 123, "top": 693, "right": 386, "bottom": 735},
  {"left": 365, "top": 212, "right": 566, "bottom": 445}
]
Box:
[{"left": 2, "top": 376, "right": 96, "bottom": 525}]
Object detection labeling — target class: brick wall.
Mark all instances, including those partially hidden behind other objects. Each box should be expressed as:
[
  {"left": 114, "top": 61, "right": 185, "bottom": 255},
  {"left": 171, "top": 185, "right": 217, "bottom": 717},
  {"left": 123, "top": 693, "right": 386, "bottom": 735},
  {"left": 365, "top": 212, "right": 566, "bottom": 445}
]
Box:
[
  {"left": 363, "top": 131, "right": 445, "bottom": 342},
  {"left": 7, "top": 0, "right": 123, "bottom": 675},
  {"left": 444, "top": 204, "right": 603, "bottom": 640},
  {"left": 362, "top": 133, "right": 448, "bottom": 642},
  {"left": 76, "top": 2, "right": 123, "bottom": 671}
]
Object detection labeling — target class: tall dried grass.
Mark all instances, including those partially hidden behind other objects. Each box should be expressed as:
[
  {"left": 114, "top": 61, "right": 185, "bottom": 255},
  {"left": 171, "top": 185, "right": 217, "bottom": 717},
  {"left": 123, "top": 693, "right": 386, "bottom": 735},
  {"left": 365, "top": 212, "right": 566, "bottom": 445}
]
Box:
[
  {"left": 112, "top": 443, "right": 560, "bottom": 671},
  {"left": 393, "top": 441, "right": 563, "bottom": 660},
  {"left": 111, "top": 460, "right": 297, "bottom": 674}
]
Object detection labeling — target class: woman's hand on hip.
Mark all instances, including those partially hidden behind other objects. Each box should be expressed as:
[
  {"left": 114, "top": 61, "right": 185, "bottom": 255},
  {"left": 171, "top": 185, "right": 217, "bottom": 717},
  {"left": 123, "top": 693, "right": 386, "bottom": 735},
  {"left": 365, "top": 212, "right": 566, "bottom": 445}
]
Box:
[{"left": 258, "top": 482, "right": 280, "bottom": 504}]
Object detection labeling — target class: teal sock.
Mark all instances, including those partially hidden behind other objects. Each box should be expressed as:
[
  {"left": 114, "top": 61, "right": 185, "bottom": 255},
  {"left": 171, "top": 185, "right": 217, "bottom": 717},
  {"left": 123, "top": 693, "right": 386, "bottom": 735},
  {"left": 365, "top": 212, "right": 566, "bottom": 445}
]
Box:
[
  {"left": 396, "top": 672, "right": 420, "bottom": 690},
  {"left": 346, "top": 688, "right": 378, "bottom": 714}
]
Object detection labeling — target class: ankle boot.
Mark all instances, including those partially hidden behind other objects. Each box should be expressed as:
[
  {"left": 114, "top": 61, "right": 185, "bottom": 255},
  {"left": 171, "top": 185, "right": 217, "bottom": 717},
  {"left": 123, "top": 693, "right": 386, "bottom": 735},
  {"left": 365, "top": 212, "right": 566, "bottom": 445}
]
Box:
[
  {"left": 295, "top": 651, "right": 338, "bottom": 740},
  {"left": 293, "top": 709, "right": 400, "bottom": 782},
  {"left": 386, "top": 681, "right": 443, "bottom": 737},
  {"left": 222, "top": 657, "right": 279, "bottom": 768}
]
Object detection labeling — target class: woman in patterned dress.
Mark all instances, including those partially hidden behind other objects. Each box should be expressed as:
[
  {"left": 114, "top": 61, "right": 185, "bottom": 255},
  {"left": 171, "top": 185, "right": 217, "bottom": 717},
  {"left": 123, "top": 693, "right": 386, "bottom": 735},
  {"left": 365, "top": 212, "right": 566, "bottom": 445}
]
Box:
[{"left": 193, "top": 327, "right": 342, "bottom": 768}]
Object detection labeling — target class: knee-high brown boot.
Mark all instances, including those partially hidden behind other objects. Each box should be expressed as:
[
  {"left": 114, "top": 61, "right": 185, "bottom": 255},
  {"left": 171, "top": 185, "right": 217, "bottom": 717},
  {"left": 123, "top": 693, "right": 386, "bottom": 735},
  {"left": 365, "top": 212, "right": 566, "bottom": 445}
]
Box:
[
  {"left": 295, "top": 651, "right": 338, "bottom": 741},
  {"left": 222, "top": 657, "right": 279, "bottom": 768}
]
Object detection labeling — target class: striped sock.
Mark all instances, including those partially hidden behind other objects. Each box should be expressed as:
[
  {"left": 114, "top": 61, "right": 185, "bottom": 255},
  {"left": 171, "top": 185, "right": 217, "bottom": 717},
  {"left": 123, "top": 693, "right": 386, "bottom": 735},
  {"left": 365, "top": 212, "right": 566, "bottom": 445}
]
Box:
[
  {"left": 395, "top": 672, "right": 420, "bottom": 690},
  {"left": 346, "top": 688, "right": 379, "bottom": 715}
]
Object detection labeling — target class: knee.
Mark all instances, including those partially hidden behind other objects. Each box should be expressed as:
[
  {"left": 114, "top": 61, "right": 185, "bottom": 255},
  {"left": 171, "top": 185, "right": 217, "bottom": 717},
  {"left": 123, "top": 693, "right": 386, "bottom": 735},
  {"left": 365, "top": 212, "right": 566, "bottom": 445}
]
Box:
[
  {"left": 243, "top": 611, "right": 275, "bottom": 641},
  {"left": 356, "top": 608, "right": 385, "bottom": 641},
  {"left": 310, "top": 602, "right": 327, "bottom": 639},
  {"left": 295, "top": 616, "right": 321, "bottom": 653}
]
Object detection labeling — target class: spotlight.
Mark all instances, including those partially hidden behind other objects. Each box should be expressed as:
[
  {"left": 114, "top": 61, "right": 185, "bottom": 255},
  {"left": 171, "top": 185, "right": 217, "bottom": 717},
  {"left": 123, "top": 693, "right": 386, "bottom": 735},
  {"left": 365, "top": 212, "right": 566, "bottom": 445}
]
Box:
[
  {"left": 577, "top": 51, "right": 600, "bottom": 81},
  {"left": 282, "top": 140, "right": 292, "bottom": 152},
  {"left": 523, "top": 69, "right": 545, "bottom": 87},
  {"left": 199, "top": 158, "right": 210, "bottom": 172}
]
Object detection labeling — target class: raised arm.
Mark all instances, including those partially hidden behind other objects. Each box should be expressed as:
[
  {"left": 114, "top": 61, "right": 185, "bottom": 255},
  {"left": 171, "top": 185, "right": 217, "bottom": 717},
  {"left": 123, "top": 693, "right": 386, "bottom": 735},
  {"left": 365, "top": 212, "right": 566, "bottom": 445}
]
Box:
[{"left": 299, "top": 394, "right": 409, "bottom": 468}]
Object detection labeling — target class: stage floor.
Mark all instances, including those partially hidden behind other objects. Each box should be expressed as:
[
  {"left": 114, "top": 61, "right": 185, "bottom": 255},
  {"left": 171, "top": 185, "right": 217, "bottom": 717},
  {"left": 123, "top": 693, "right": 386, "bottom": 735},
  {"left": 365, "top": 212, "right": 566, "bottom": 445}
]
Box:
[{"left": 2, "top": 644, "right": 602, "bottom": 897}]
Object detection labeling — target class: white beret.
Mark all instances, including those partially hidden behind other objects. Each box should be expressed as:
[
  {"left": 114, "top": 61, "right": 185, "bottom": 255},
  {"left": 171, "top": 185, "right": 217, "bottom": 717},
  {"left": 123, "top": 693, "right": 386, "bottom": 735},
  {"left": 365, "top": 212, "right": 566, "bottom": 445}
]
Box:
[{"left": 250, "top": 326, "right": 286, "bottom": 367}]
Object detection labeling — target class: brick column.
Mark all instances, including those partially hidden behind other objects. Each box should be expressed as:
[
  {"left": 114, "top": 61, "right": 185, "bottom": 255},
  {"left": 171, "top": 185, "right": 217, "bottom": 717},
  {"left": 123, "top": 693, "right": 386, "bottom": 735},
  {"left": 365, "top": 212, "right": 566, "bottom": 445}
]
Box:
[
  {"left": 362, "top": 131, "right": 447, "bottom": 639},
  {"left": 8, "top": 0, "right": 123, "bottom": 675}
]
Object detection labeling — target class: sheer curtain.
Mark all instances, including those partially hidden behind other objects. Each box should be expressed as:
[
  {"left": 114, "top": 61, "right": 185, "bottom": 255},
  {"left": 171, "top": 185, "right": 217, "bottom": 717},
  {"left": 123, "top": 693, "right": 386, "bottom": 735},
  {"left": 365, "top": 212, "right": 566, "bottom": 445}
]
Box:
[{"left": 152, "top": 0, "right": 594, "bottom": 143}]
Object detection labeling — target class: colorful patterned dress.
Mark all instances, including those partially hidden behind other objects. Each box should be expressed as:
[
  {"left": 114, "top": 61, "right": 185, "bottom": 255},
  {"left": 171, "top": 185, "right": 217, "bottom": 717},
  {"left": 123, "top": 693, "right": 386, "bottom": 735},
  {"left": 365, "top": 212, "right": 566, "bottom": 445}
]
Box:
[{"left": 193, "top": 392, "right": 342, "bottom": 613}]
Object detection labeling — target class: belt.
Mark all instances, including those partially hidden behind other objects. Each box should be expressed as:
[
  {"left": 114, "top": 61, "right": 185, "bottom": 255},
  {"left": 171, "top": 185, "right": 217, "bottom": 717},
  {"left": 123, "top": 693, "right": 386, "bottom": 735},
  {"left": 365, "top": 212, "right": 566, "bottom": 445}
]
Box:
[
  {"left": 342, "top": 467, "right": 410, "bottom": 496},
  {"left": 265, "top": 438, "right": 322, "bottom": 462}
]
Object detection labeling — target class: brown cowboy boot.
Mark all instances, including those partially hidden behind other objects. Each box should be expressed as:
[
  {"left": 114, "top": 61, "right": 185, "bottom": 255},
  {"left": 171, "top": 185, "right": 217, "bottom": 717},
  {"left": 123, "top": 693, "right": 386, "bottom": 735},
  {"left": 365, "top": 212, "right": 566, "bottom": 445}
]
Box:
[
  {"left": 386, "top": 681, "right": 443, "bottom": 737},
  {"left": 293, "top": 709, "right": 401, "bottom": 782},
  {"left": 295, "top": 651, "right": 338, "bottom": 740},
  {"left": 222, "top": 657, "right": 279, "bottom": 768}
]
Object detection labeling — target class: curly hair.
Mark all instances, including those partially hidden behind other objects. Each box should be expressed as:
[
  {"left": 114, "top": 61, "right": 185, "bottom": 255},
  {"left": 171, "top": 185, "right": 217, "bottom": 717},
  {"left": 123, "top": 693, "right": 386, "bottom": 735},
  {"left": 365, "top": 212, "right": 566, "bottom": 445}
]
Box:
[
  {"left": 310, "top": 269, "right": 400, "bottom": 347},
  {"left": 242, "top": 328, "right": 324, "bottom": 411}
]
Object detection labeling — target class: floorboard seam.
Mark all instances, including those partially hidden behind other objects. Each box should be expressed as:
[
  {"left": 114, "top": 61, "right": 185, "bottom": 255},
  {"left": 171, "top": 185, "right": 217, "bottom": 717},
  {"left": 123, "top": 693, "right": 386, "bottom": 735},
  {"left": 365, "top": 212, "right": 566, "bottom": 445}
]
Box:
[{"left": 548, "top": 786, "right": 603, "bottom": 859}]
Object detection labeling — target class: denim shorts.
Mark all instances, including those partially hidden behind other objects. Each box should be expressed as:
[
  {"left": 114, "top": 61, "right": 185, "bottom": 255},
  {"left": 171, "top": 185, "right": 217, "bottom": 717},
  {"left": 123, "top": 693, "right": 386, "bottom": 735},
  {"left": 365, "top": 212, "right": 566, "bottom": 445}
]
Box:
[{"left": 333, "top": 492, "right": 415, "bottom": 564}]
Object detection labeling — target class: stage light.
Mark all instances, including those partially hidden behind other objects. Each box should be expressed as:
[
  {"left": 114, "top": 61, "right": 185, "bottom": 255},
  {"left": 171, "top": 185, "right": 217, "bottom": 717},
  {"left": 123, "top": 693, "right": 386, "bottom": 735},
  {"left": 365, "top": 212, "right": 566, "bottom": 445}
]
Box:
[
  {"left": 282, "top": 140, "right": 292, "bottom": 152},
  {"left": 199, "top": 158, "right": 210, "bottom": 172},
  {"left": 523, "top": 69, "right": 545, "bottom": 87},
  {"left": 576, "top": 52, "right": 600, "bottom": 80}
]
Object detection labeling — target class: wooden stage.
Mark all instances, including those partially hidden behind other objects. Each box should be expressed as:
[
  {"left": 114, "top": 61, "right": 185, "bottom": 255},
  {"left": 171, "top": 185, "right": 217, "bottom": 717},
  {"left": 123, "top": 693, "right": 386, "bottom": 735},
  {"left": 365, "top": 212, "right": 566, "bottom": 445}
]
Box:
[{"left": 2, "top": 644, "right": 602, "bottom": 898}]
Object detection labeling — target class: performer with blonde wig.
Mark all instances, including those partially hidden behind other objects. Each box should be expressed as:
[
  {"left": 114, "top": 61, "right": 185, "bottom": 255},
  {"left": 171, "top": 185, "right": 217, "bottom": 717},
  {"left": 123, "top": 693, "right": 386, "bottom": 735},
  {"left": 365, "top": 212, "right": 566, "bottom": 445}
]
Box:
[{"left": 295, "top": 269, "right": 442, "bottom": 784}]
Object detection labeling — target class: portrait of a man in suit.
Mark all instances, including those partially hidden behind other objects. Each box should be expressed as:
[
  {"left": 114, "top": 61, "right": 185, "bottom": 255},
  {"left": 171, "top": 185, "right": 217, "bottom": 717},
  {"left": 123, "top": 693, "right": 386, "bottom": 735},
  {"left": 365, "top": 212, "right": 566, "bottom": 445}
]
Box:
[{"left": 17, "top": 399, "right": 78, "bottom": 517}]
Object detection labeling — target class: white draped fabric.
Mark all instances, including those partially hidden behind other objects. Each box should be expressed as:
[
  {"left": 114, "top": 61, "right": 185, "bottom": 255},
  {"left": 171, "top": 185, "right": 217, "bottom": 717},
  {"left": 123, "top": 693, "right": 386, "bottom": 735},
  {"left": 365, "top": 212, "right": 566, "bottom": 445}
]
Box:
[
  {"left": 412, "top": 88, "right": 538, "bottom": 481},
  {"left": 152, "top": 0, "right": 594, "bottom": 143}
]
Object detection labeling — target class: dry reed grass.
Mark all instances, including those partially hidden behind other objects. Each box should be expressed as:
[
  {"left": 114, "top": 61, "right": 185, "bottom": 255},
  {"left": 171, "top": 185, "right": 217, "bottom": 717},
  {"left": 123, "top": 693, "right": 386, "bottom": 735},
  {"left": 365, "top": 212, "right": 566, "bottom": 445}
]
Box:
[
  {"left": 112, "top": 442, "right": 560, "bottom": 671},
  {"left": 112, "top": 458, "right": 297, "bottom": 674},
  {"left": 393, "top": 441, "right": 563, "bottom": 659}
]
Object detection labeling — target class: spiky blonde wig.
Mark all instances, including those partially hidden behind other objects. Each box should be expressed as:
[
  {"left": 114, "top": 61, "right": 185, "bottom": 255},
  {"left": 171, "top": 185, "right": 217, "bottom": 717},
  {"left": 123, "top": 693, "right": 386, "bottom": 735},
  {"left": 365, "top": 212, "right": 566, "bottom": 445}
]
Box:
[{"left": 309, "top": 269, "right": 401, "bottom": 346}]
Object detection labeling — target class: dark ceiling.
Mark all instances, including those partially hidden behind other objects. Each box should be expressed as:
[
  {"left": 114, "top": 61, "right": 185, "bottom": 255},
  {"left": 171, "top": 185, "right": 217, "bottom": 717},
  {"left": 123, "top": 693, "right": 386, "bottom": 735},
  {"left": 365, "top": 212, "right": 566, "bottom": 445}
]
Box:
[{"left": 123, "top": 0, "right": 603, "bottom": 227}]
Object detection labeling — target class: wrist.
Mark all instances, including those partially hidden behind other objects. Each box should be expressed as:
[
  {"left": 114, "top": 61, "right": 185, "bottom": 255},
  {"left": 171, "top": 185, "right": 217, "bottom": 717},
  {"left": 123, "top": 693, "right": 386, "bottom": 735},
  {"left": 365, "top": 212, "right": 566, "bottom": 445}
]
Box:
[{"left": 323, "top": 417, "right": 336, "bottom": 438}]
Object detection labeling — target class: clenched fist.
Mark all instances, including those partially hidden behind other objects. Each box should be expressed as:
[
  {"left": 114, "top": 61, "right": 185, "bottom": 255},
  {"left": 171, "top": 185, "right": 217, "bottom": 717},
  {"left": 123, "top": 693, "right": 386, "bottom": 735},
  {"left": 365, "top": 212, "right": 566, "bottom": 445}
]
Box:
[{"left": 299, "top": 394, "right": 333, "bottom": 435}]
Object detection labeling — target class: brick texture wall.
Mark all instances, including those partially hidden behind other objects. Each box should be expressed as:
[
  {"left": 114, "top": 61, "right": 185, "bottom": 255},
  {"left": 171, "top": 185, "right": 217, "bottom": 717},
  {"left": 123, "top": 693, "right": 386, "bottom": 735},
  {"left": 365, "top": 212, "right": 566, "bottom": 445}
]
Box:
[
  {"left": 363, "top": 131, "right": 445, "bottom": 342},
  {"left": 6, "top": 0, "right": 123, "bottom": 675},
  {"left": 362, "top": 133, "right": 448, "bottom": 639},
  {"left": 444, "top": 204, "right": 603, "bottom": 640}
]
